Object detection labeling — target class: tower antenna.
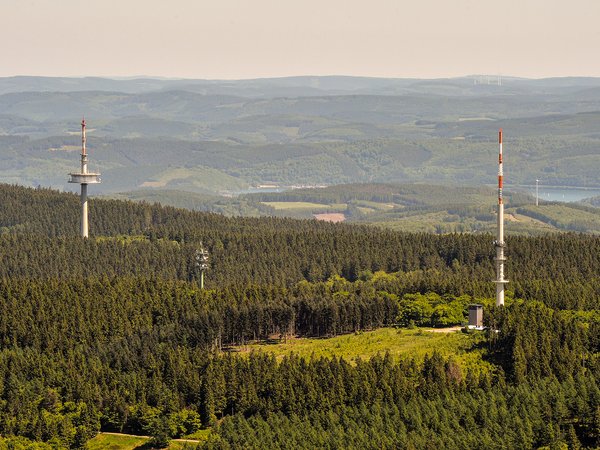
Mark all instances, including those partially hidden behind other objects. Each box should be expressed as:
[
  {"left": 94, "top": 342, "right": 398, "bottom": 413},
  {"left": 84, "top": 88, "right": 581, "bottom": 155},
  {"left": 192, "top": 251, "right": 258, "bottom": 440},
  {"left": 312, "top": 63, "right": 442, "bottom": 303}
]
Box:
[
  {"left": 68, "top": 118, "right": 101, "bottom": 237},
  {"left": 494, "top": 129, "right": 508, "bottom": 306}
]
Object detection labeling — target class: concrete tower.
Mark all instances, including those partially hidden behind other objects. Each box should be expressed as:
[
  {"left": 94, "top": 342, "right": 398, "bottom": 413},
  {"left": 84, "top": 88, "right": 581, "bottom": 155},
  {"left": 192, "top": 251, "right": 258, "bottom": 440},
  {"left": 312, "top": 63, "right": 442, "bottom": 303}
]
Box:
[
  {"left": 494, "top": 129, "right": 508, "bottom": 306},
  {"left": 68, "top": 119, "right": 101, "bottom": 237}
]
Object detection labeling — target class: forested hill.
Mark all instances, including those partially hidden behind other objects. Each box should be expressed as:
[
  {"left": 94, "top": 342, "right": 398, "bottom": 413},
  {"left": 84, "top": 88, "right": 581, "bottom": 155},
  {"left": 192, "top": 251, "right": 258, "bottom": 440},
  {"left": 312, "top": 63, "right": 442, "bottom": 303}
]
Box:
[
  {"left": 1, "top": 183, "right": 600, "bottom": 309},
  {"left": 0, "top": 182, "right": 599, "bottom": 448}
]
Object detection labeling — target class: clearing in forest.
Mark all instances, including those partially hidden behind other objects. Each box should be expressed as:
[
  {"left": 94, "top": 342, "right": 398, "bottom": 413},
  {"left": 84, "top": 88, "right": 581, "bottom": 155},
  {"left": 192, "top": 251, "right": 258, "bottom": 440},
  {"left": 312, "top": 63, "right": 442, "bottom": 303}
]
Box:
[
  {"left": 87, "top": 432, "right": 205, "bottom": 450},
  {"left": 313, "top": 212, "right": 346, "bottom": 222},
  {"left": 262, "top": 201, "right": 334, "bottom": 210},
  {"left": 238, "top": 327, "right": 492, "bottom": 375}
]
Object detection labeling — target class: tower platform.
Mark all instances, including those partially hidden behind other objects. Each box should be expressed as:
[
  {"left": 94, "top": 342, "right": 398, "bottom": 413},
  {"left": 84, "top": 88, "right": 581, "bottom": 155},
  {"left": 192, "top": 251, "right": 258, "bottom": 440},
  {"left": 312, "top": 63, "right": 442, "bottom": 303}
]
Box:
[{"left": 69, "top": 172, "right": 101, "bottom": 184}]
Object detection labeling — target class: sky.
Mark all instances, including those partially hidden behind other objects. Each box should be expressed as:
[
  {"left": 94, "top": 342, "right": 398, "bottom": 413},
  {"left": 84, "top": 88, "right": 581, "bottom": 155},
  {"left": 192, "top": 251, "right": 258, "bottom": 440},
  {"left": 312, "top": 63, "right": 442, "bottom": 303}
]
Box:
[{"left": 1, "top": 0, "right": 599, "bottom": 79}]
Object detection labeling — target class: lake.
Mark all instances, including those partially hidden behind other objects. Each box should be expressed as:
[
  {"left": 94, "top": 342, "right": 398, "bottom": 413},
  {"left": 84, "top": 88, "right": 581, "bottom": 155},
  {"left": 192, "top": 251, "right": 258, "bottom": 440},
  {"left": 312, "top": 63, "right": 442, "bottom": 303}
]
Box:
[{"left": 519, "top": 186, "right": 600, "bottom": 203}]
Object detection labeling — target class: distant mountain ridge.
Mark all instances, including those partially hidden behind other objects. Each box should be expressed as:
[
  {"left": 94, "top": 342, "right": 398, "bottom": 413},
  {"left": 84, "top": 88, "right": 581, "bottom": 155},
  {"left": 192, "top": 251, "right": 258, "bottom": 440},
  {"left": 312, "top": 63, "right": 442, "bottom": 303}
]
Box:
[
  {"left": 2, "top": 74, "right": 600, "bottom": 97},
  {"left": 0, "top": 75, "right": 598, "bottom": 196}
]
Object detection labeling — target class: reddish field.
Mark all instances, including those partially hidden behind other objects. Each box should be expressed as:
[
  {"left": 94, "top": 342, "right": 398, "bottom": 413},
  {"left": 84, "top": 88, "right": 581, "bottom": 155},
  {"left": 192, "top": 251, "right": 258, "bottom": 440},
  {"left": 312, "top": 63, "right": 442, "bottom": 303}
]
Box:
[{"left": 314, "top": 213, "right": 345, "bottom": 223}]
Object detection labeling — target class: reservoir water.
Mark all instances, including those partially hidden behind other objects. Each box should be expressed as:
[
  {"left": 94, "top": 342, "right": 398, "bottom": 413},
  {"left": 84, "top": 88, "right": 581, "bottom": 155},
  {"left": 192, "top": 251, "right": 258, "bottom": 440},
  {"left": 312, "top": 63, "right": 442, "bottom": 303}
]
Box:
[{"left": 520, "top": 186, "right": 600, "bottom": 203}]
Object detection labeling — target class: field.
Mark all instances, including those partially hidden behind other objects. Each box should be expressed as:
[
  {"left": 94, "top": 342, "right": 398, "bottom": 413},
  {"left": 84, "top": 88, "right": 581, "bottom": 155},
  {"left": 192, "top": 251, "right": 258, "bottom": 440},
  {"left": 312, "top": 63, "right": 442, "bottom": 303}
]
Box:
[
  {"left": 239, "top": 327, "right": 493, "bottom": 376},
  {"left": 87, "top": 432, "right": 207, "bottom": 449},
  {"left": 367, "top": 206, "right": 559, "bottom": 235},
  {"left": 314, "top": 212, "right": 346, "bottom": 222},
  {"left": 261, "top": 201, "right": 334, "bottom": 210},
  {"left": 247, "top": 184, "right": 600, "bottom": 235},
  {"left": 108, "top": 183, "right": 600, "bottom": 235},
  {"left": 139, "top": 166, "right": 248, "bottom": 192},
  {"left": 516, "top": 203, "right": 600, "bottom": 233},
  {"left": 86, "top": 433, "right": 149, "bottom": 450}
]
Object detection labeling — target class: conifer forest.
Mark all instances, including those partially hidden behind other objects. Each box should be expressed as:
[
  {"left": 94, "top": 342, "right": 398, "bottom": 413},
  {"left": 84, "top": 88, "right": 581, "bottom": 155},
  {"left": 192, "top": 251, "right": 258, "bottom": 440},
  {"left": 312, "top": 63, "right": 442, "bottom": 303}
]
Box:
[{"left": 0, "top": 184, "right": 598, "bottom": 449}]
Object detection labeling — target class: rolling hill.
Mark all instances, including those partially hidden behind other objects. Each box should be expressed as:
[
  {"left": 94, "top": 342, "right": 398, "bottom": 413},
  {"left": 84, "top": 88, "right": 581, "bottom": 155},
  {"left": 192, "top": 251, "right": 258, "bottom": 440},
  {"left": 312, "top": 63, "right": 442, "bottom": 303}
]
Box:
[{"left": 0, "top": 75, "right": 598, "bottom": 217}]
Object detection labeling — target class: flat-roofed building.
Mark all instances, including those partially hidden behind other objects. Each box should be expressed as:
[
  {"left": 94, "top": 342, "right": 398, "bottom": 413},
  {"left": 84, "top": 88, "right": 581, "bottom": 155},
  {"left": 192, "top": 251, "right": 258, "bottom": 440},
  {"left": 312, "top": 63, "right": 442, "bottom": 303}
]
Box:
[{"left": 468, "top": 304, "right": 483, "bottom": 328}]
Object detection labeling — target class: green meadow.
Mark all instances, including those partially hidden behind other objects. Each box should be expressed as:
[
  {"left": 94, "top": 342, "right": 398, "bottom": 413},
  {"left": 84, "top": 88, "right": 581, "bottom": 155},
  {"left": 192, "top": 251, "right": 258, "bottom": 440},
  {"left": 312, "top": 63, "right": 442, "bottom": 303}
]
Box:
[{"left": 239, "top": 327, "right": 493, "bottom": 376}]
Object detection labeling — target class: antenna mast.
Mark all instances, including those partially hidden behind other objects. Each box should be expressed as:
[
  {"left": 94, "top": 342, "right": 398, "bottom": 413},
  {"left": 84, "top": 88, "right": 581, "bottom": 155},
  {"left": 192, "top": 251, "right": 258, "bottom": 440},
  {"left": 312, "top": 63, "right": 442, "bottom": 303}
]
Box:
[
  {"left": 195, "top": 244, "right": 209, "bottom": 289},
  {"left": 494, "top": 129, "right": 508, "bottom": 306}
]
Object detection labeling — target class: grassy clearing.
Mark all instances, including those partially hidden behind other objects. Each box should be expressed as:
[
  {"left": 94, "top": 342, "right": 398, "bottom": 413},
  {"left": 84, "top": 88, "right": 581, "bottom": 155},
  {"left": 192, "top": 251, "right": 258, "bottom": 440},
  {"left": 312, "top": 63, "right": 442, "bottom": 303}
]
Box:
[
  {"left": 262, "top": 201, "right": 332, "bottom": 210},
  {"left": 356, "top": 206, "right": 376, "bottom": 214},
  {"left": 48, "top": 145, "right": 80, "bottom": 152},
  {"left": 366, "top": 205, "right": 565, "bottom": 235},
  {"left": 182, "top": 429, "right": 211, "bottom": 441},
  {"left": 370, "top": 211, "right": 463, "bottom": 233},
  {"left": 240, "top": 327, "right": 492, "bottom": 376},
  {"left": 141, "top": 166, "right": 248, "bottom": 192},
  {"left": 87, "top": 433, "right": 206, "bottom": 450},
  {"left": 354, "top": 200, "right": 397, "bottom": 210},
  {"left": 518, "top": 204, "right": 600, "bottom": 233},
  {"left": 87, "top": 433, "right": 149, "bottom": 450}
]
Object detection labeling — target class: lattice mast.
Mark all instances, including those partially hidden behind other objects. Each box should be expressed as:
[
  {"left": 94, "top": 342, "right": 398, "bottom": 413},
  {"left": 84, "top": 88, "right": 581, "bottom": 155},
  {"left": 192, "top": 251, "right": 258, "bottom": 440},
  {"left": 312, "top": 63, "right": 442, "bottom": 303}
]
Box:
[{"left": 195, "top": 244, "right": 209, "bottom": 289}]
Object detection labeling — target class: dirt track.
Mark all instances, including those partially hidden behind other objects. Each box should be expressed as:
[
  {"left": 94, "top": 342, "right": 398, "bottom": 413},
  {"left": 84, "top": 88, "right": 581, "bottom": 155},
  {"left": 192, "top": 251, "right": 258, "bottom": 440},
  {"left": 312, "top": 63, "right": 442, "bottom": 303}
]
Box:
[{"left": 426, "top": 326, "right": 462, "bottom": 333}]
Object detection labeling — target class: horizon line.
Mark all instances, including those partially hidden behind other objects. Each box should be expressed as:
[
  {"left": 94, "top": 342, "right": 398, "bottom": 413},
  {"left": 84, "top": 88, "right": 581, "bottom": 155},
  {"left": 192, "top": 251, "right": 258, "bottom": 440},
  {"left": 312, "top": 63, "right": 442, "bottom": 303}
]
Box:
[{"left": 3, "top": 74, "right": 600, "bottom": 82}]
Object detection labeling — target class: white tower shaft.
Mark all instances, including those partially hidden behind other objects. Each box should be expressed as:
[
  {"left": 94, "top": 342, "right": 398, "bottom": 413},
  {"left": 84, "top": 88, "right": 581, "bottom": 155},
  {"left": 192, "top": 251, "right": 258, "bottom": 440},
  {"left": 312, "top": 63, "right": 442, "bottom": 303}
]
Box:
[
  {"left": 495, "top": 129, "right": 508, "bottom": 306},
  {"left": 81, "top": 119, "right": 88, "bottom": 237},
  {"left": 81, "top": 184, "right": 88, "bottom": 237}
]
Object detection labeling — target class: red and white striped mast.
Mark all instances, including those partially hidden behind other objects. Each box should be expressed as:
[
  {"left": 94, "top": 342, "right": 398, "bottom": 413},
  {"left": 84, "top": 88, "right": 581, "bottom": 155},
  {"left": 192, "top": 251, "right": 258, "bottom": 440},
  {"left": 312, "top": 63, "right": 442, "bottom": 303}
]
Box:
[{"left": 494, "top": 129, "right": 508, "bottom": 306}]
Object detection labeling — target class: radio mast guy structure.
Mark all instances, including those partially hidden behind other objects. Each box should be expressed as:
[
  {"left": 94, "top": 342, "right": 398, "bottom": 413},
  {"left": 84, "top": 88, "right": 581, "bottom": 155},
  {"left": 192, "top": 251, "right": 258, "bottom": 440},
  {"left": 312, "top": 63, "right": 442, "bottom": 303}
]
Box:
[
  {"left": 494, "top": 129, "right": 508, "bottom": 306},
  {"left": 68, "top": 119, "right": 101, "bottom": 238}
]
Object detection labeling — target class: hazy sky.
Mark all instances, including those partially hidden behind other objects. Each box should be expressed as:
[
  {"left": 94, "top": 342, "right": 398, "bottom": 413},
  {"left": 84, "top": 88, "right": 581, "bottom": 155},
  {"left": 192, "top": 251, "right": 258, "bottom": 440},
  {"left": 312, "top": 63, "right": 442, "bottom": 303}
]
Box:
[{"left": 1, "top": 0, "right": 599, "bottom": 79}]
